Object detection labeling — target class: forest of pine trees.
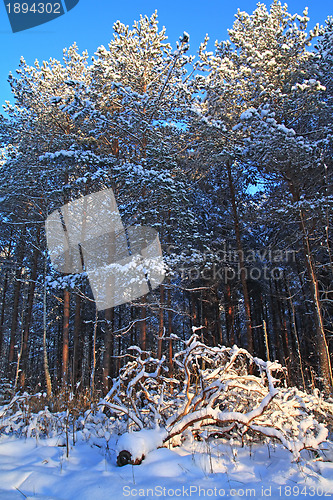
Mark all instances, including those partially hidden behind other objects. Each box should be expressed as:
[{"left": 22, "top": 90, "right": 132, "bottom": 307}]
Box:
[{"left": 0, "top": 3, "right": 332, "bottom": 400}]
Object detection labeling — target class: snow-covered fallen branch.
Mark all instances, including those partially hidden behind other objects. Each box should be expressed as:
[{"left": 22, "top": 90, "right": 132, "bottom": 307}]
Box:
[{"left": 104, "top": 335, "right": 332, "bottom": 462}]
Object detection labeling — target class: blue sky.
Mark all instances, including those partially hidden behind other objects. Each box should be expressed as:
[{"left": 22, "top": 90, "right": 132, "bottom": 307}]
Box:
[{"left": 0, "top": 0, "right": 332, "bottom": 107}]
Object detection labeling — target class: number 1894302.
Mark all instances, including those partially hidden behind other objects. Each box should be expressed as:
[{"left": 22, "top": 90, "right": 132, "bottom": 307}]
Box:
[{"left": 6, "top": 2, "right": 61, "bottom": 14}]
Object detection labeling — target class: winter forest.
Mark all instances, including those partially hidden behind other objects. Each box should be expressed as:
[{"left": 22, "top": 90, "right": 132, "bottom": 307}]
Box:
[{"left": 0, "top": 1, "right": 333, "bottom": 496}]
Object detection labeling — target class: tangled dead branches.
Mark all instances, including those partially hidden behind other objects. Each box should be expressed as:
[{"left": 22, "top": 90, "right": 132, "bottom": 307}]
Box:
[{"left": 101, "top": 334, "right": 331, "bottom": 461}]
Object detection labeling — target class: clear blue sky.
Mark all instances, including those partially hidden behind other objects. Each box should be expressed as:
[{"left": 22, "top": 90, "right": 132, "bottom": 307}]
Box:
[{"left": 0, "top": 0, "right": 332, "bottom": 107}]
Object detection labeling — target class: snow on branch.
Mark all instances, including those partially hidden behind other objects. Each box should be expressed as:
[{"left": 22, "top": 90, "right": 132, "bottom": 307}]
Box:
[{"left": 104, "top": 335, "right": 331, "bottom": 462}]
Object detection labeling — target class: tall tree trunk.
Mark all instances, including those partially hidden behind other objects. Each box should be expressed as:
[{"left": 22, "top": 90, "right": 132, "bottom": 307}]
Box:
[
  {"left": 226, "top": 160, "right": 253, "bottom": 353},
  {"left": 323, "top": 162, "right": 333, "bottom": 276},
  {"left": 167, "top": 282, "right": 173, "bottom": 380},
  {"left": 102, "top": 307, "right": 114, "bottom": 393},
  {"left": 90, "top": 307, "right": 98, "bottom": 396},
  {"left": 215, "top": 286, "right": 223, "bottom": 345},
  {"left": 102, "top": 228, "right": 116, "bottom": 391},
  {"left": 0, "top": 234, "right": 12, "bottom": 355},
  {"left": 288, "top": 179, "right": 333, "bottom": 393},
  {"left": 8, "top": 230, "right": 26, "bottom": 377},
  {"left": 286, "top": 278, "right": 306, "bottom": 391},
  {"left": 14, "top": 282, "right": 28, "bottom": 394},
  {"left": 284, "top": 272, "right": 296, "bottom": 379},
  {"left": 20, "top": 228, "right": 40, "bottom": 388},
  {"left": 269, "top": 277, "right": 281, "bottom": 361},
  {"left": 0, "top": 270, "right": 9, "bottom": 357},
  {"left": 157, "top": 285, "right": 164, "bottom": 359},
  {"left": 62, "top": 289, "right": 70, "bottom": 387},
  {"left": 275, "top": 278, "right": 291, "bottom": 383},
  {"left": 43, "top": 260, "right": 52, "bottom": 397},
  {"left": 140, "top": 297, "right": 147, "bottom": 351},
  {"left": 224, "top": 283, "right": 235, "bottom": 345},
  {"left": 73, "top": 294, "right": 82, "bottom": 386}
]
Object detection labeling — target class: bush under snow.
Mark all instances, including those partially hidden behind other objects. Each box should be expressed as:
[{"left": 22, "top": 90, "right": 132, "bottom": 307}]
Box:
[
  {"left": 0, "top": 334, "right": 332, "bottom": 464},
  {"left": 101, "top": 334, "right": 332, "bottom": 462}
]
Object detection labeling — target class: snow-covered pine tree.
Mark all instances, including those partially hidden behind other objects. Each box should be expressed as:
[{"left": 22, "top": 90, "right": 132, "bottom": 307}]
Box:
[
  {"left": 217, "top": 3, "right": 332, "bottom": 393},
  {"left": 1, "top": 44, "right": 97, "bottom": 389},
  {"left": 57, "top": 13, "right": 199, "bottom": 367}
]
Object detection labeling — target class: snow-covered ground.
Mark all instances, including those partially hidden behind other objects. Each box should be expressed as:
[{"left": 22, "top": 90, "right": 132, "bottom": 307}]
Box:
[{"left": 0, "top": 435, "right": 332, "bottom": 500}]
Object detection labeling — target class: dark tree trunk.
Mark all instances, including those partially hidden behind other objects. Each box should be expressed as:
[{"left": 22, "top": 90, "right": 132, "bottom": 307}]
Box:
[
  {"left": 0, "top": 270, "right": 9, "bottom": 357},
  {"left": 73, "top": 294, "right": 82, "bottom": 386},
  {"left": 102, "top": 307, "right": 114, "bottom": 393},
  {"left": 8, "top": 231, "right": 26, "bottom": 377},
  {"left": 20, "top": 228, "right": 40, "bottom": 388},
  {"left": 140, "top": 298, "right": 147, "bottom": 351},
  {"left": 62, "top": 289, "right": 70, "bottom": 387},
  {"left": 157, "top": 284, "right": 164, "bottom": 359},
  {"left": 226, "top": 160, "right": 253, "bottom": 353},
  {"left": 224, "top": 283, "right": 235, "bottom": 345}
]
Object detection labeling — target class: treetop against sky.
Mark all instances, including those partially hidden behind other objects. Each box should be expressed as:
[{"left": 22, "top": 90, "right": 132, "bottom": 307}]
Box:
[{"left": 0, "top": 0, "right": 332, "bottom": 108}]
